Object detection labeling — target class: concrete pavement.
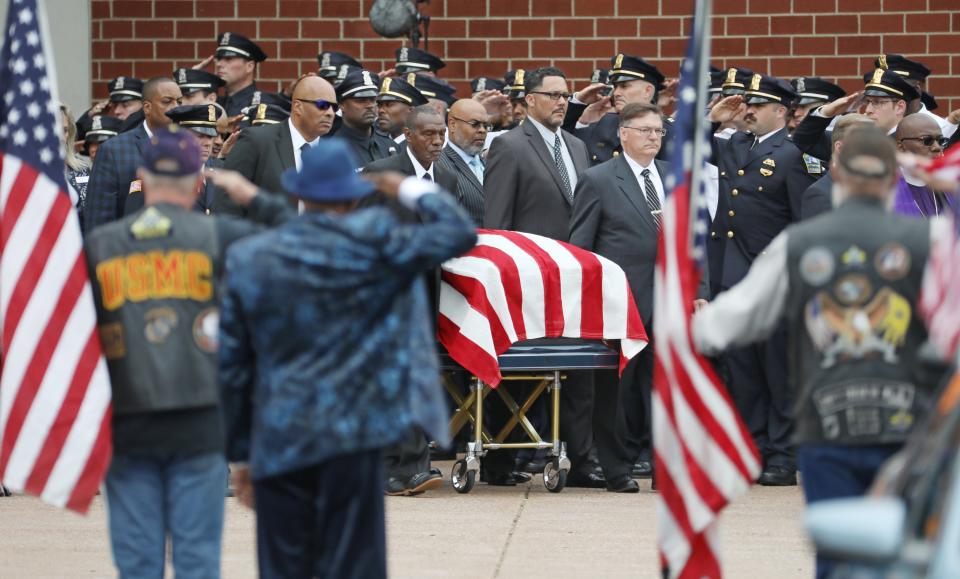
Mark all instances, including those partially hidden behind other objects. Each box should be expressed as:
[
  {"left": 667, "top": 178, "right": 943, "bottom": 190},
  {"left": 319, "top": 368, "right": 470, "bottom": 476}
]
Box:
[{"left": 1, "top": 462, "right": 814, "bottom": 578}]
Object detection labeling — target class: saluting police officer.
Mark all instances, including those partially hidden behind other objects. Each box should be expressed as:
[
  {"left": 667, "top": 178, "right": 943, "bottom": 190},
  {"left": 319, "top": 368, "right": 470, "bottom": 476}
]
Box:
[
  {"left": 564, "top": 54, "right": 672, "bottom": 164},
  {"left": 84, "top": 128, "right": 282, "bottom": 578},
  {"left": 706, "top": 74, "right": 822, "bottom": 486},
  {"left": 318, "top": 51, "right": 362, "bottom": 84},
  {"left": 214, "top": 32, "right": 269, "bottom": 117},
  {"left": 166, "top": 103, "right": 226, "bottom": 214},
  {"left": 788, "top": 77, "right": 846, "bottom": 133},
  {"left": 174, "top": 67, "right": 225, "bottom": 106},
  {"left": 330, "top": 70, "right": 400, "bottom": 166},
  {"left": 394, "top": 46, "right": 446, "bottom": 77}
]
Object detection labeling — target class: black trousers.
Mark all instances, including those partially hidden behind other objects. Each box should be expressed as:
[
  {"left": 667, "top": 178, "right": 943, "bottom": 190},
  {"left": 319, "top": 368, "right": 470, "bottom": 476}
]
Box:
[
  {"left": 618, "top": 346, "right": 654, "bottom": 463},
  {"left": 592, "top": 368, "right": 639, "bottom": 479},
  {"left": 724, "top": 325, "right": 795, "bottom": 469},
  {"left": 383, "top": 427, "right": 430, "bottom": 481},
  {"left": 253, "top": 449, "right": 386, "bottom": 579}
]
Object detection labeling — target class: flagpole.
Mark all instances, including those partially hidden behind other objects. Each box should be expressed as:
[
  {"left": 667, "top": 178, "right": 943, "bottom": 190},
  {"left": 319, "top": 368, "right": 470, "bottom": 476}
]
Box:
[{"left": 688, "top": 0, "right": 713, "bottom": 239}]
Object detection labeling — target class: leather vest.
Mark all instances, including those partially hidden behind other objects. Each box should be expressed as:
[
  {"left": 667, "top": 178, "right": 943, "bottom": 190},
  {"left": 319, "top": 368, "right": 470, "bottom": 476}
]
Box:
[
  {"left": 85, "top": 204, "right": 221, "bottom": 415},
  {"left": 785, "top": 198, "right": 933, "bottom": 445}
]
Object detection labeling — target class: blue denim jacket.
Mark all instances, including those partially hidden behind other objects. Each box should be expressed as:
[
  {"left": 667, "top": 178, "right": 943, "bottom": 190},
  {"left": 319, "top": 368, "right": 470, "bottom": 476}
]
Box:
[{"left": 219, "top": 191, "right": 476, "bottom": 479}]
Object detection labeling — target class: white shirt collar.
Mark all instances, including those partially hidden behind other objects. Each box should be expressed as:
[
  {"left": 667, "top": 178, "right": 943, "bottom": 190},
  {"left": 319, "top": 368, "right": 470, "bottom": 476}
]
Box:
[
  {"left": 288, "top": 118, "right": 319, "bottom": 151},
  {"left": 405, "top": 145, "right": 434, "bottom": 180},
  {"left": 526, "top": 115, "right": 561, "bottom": 145},
  {"left": 623, "top": 153, "right": 657, "bottom": 177},
  {"left": 754, "top": 125, "right": 784, "bottom": 144},
  {"left": 142, "top": 121, "right": 153, "bottom": 139}
]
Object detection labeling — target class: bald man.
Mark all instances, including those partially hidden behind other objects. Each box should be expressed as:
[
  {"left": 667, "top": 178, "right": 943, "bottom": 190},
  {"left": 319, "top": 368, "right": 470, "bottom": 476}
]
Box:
[
  {"left": 215, "top": 75, "right": 338, "bottom": 216},
  {"left": 434, "top": 99, "right": 490, "bottom": 225},
  {"left": 894, "top": 113, "right": 949, "bottom": 218}
]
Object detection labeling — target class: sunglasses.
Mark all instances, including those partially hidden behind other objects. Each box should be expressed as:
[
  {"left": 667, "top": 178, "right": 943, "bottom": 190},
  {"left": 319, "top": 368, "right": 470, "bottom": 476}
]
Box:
[
  {"left": 899, "top": 135, "right": 948, "bottom": 148},
  {"left": 295, "top": 98, "right": 339, "bottom": 113}
]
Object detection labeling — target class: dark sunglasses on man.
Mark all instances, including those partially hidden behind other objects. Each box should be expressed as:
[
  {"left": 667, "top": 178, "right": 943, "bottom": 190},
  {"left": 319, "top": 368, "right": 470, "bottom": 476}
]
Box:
[
  {"left": 899, "top": 135, "right": 948, "bottom": 148},
  {"left": 296, "top": 98, "right": 340, "bottom": 113}
]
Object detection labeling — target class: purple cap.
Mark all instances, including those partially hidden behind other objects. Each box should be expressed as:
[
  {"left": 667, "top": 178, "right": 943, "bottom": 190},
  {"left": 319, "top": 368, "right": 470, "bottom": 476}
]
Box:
[{"left": 141, "top": 127, "right": 203, "bottom": 177}]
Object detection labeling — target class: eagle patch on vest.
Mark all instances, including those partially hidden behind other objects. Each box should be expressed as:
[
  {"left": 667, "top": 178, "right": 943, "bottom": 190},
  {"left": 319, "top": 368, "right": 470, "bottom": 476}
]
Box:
[{"left": 130, "top": 207, "right": 173, "bottom": 240}]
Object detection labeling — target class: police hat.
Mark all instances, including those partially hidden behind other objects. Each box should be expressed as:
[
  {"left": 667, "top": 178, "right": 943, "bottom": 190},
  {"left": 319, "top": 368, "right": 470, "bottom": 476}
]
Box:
[
  {"left": 107, "top": 76, "right": 143, "bottom": 102},
  {"left": 407, "top": 73, "right": 456, "bottom": 106},
  {"left": 240, "top": 90, "right": 291, "bottom": 114},
  {"left": 166, "top": 104, "right": 224, "bottom": 137},
  {"left": 318, "top": 51, "right": 362, "bottom": 80},
  {"left": 79, "top": 115, "right": 122, "bottom": 144},
  {"left": 471, "top": 76, "right": 506, "bottom": 93},
  {"left": 862, "top": 68, "right": 920, "bottom": 102},
  {"left": 590, "top": 68, "right": 609, "bottom": 86},
  {"left": 607, "top": 54, "right": 665, "bottom": 88},
  {"left": 215, "top": 32, "right": 267, "bottom": 62},
  {"left": 336, "top": 70, "right": 382, "bottom": 101},
  {"left": 744, "top": 74, "right": 797, "bottom": 106},
  {"left": 142, "top": 127, "right": 204, "bottom": 177},
  {"left": 251, "top": 103, "right": 291, "bottom": 126},
  {"left": 791, "top": 77, "right": 846, "bottom": 106},
  {"left": 721, "top": 67, "right": 755, "bottom": 96},
  {"left": 708, "top": 65, "right": 724, "bottom": 95},
  {"left": 875, "top": 53, "right": 931, "bottom": 81},
  {"left": 333, "top": 64, "right": 362, "bottom": 87},
  {"left": 173, "top": 68, "right": 225, "bottom": 95},
  {"left": 377, "top": 76, "right": 429, "bottom": 106},
  {"left": 395, "top": 46, "right": 446, "bottom": 74},
  {"left": 504, "top": 69, "right": 527, "bottom": 100}
]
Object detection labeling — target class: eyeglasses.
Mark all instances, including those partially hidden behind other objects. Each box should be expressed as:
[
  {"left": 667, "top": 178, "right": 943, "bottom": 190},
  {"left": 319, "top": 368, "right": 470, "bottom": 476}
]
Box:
[
  {"left": 622, "top": 126, "right": 667, "bottom": 137},
  {"left": 295, "top": 98, "right": 339, "bottom": 113},
  {"left": 450, "top": 116, "right": 493, "bottom": 131},
  {"left": 899, "top": 135, "right": 948, "bottom": 148},
  {"left": 529, "top": 91, "right": 572, "bottom": 101},
  {"left": 861, "top": 97, "right": 895, "bottom": 109}
]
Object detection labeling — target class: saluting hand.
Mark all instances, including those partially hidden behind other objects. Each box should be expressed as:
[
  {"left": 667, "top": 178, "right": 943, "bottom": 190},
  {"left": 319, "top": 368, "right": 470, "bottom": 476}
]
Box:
[
  {"left": 363, "top": 171, "right": 407, "bottom": 198},
  {"left": 204, "top": 168, "right": 259, "bottom": 207},
  {"left": 821, "top": 91, "right": 862, "bottom": 118},
  {"left": 707, "top": 95, "right": 744, "bottom": 123},
  {"left": 578, "top": 95, "right": 614, "bottom": 125},
  {"left": 193, "top": 54, "right": 215, "bottom": 70},
  {"left": 573, "top": 83, "right": 609, "bottom": 105}
]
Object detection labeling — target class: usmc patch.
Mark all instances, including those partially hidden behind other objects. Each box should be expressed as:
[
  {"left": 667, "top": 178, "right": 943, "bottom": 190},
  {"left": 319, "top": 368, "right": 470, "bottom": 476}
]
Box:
[
  {"left": 130, "top": 206, "right": 173, "bottom": 240},
  {"left": 144, "top": 307, "right": 178, "bottom": 344},
  {"left": 802, "top": 154, "right": 823, "bottom": 175}
]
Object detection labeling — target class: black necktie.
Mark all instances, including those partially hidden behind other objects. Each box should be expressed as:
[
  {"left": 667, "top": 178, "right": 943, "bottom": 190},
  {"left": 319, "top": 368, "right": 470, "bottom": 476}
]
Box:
[
  {"left": 641, "top": 169, "right": 662, "bottom": 230},
  {"left": 422, "top": 172, "right": 433, "bottom": 182}
]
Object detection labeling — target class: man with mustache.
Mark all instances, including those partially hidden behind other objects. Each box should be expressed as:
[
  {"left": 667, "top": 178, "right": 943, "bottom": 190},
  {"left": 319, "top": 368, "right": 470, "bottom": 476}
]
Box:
[
  {"left": 706, "top": 74, "right": 821, "bottom": 487},
  {"left": 434, "top": 99, "right": 490, "bottom": 225},
  {"left": 331, "top": 70, "right": 400, "bottom": 167},
  {"left": 213, "top": 75, "right": 337, "bottom": 217}
]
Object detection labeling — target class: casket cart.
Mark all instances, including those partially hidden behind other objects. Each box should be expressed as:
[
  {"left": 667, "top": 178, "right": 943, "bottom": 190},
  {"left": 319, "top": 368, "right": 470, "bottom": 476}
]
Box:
[{"left": 436, "top": 230, "right": 648, "bottom": 494}]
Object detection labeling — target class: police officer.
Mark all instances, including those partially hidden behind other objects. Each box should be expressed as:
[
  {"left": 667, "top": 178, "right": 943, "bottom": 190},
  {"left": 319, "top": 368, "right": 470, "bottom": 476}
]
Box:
[
  {"left": 788, "top": 76, "right": 845, "bottom": 132},
  {"left": 376, "top": 75, "right": 429, "bottom": 140},
  {"left": 166, "top": 103, "right": 226, "bottom": 214},
  {"left": 470, "top": 76, "right": 506, "bottom": 96},
  {"left": 332, "top": 70, "right": 400, "bottom": 165},
  {"left": 77, "top": 114, "right": 122, "bottom": 162},
  {"left": 407, "top": 73, "right": 457, "bottom": 117},
  {"left": 874, "top": 53, "right": 957, "bottom": 139},
  {"left": 564, "top": 54, "right": 671, "bottom": 164},
  {"left": 503, "top": 69, "right": 528, "bottom": 127},
  {"left": 174, "top": 67, "right": 225, "bottom": 106},
  {"left": 394, "top": 46, "right": 446, "bottom": 76},
  {"left": 214, "top": 32, "right": 269, "bottom": 117},
  {"left": 248, "top": 103, "right": 291, "bottom": 127},
  {"left": 318, "top": 50, "right": 362, "bottom": 84},
  {"left": 692, "top": 125, "right": 946, "bottom": 578},
  {"left": 706, "top": 74, "right": 821, "bottom": 486},
  {"left": 84, "top": 128, "right": 279, "bottom": 578},
  {"left": 106, "top": 76, "right": 145, "bottom": 121}
]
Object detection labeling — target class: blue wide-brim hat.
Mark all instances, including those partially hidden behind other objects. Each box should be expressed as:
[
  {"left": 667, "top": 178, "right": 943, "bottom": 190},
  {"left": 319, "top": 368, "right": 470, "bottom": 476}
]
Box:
[{"left": 281, "top": 138, "right": 375, "bottom": 203}]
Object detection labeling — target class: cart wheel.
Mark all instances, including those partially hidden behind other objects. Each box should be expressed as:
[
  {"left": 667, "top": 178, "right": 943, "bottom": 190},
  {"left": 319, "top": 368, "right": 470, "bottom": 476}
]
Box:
[
  {"left": 451, "top": 460, "right": 476, "bottom": 494},
  {"left": 543, "top": 459, "right": 567, "bottom": 493}
]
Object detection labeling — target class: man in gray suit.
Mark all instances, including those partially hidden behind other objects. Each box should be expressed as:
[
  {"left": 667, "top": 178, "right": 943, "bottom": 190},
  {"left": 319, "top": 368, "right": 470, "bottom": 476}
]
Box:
[
  {"left": 435, "top": 99, "right": 489, "bottom": 225},
  {"left": 214, "top": 76, "right": 337, "bottom": 216},
  {"left": 483, "top": 67, "right": 604, "bottom": 488}
]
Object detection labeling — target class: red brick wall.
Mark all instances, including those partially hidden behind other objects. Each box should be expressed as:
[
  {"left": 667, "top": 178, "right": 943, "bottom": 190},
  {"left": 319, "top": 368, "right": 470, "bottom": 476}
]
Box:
[{"left": 91, "top": 0, "right": 960, "bottom": 112}]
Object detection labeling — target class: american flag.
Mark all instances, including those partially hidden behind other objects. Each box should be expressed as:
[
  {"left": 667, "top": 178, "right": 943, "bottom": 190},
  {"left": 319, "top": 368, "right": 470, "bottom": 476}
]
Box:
[
  {"left": 438, "top": 229, "right": 648, "bottom": 386},
  {"left": 0, "top": 0, "right": 112, "bottom": 512},
  {"left": 652, "top": 1, "right": 762, "bottom": 576}
]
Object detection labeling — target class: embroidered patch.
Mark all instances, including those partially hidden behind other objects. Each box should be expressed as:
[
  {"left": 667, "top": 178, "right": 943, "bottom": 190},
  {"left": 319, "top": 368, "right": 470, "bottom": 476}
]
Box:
[
  {"left": 803, "top": 153, "right": 823, "bottom": 175},
  {"left": 99, "top": 322, "right": 125, "bottom": 359},
  {"left": 193, "top": 307, "right": 220, "bottom": 353},
  {"left": 130, "top": 206, "right": 173, "bottom": 240},
  {"left": 799, "top": 246, "right": 834, "bottom": 286},
  {"left": 833, "top": 273, "right": 873, "bottom": 306},
  {"left": 875, "top": 243, "right": 911, "bottom": 281},
  {"left": 144, "top": 307, "right": 178, "bottom": 344},
  {"left": 841, "top": 245, "right": 867, "bottom": 266}
]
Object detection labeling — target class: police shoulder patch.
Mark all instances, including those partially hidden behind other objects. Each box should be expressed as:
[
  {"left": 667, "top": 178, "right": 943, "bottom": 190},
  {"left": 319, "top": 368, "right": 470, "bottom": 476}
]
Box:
[
  {"left": 130, "top": 206, "right": 173, "bottom": 240},
  {"left": 803, "top": 153, "right": 823, "bottom": 175}
]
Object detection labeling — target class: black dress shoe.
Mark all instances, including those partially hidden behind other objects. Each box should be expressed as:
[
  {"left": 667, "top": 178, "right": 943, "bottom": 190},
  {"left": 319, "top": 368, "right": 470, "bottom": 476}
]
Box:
[
  {"left": 480, "top": 470, "right": 532, "bottom": 486},
  {"left": 407, "top": 470, "right": 443, "bottom": 495},
  {"left": 758, "top": 466, "right": 797, "bottom": 487},
  {"left": 605, "top": 474, "right": 640, "bottom": 493},
  {"left": 631, "top": 460, "right": 653, "bottom": 479},
  {"left": 566, "top": 470, "right": 606, "bottom": 489},
  {"left": 518, "top": 458, "right": 548, "bottom": 474}
]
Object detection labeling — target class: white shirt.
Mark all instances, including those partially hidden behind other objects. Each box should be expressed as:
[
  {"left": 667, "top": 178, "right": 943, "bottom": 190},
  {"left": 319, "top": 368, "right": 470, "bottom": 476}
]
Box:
[
  {"left": 526, "top": 116, "right": 579, "bottom": 192},
  {"left": 405, "top": 145, "right": 435, "bottom": 181},
  {"left": 143, "top": 121, "right": 154, "bottom": 139},
  {"left": 918, "top": 103, "right": 958, "bottom": 139},
  {"left": 623, "top": 153, "right": 665, "bottom": 208},
  {"left": 289, "top": 119, "right": 319, "bottom": 171},
  {"left": 754, "top": 126, "right": 784, "bottom": 145}
]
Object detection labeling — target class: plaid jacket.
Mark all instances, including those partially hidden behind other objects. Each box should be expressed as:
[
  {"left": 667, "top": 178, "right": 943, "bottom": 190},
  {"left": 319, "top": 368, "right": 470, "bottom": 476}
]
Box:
[
  {"left": 219, "top": 190, "right": 477, "bottom": 479},
  {"left": 83, "top": 124, "right": 148, "bottom": 234}
]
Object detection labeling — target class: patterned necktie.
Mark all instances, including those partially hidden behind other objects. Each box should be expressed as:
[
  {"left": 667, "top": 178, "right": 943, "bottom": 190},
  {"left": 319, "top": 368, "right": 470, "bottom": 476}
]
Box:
[
  {"left": 469, "top": 156, "right": 484, "bottom": 185},
  {"left": 553, "top": 133, "right": 573, "bottom": 202},
  {"left": 641, "top": 169, "right": 662, "bottom": 229}
]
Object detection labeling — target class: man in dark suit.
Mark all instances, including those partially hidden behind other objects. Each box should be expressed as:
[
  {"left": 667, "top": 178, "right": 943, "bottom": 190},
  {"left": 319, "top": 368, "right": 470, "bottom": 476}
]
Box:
[
  {"left": 569, "top": 102, "right": 679, "bottom": 493},
  {"left": 362, "top": 105, "right": 458, "bottom": 496},
  {"left": 214, "top": 76, "right": 337, "bottom": 216},
  {"left": 435, "top": 99, "right": 489, "bottom": 225},
  {"left": 801, "top": 114, "right": 875, "bottom": 220},
  {"left": 84, "top": 76, "right": 183, "bottom": 234},
  {"left": 483, "top": 67, "right": 603, "bottom": 488},
  {"left": 706, "top": 74, "right": 821, "bottom": 486}
]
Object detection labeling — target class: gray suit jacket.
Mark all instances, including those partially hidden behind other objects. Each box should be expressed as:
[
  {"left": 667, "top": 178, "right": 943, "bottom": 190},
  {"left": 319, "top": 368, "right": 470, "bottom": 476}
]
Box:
[
  {"left": 483, "top": 120, "right": 590, "bottom": 241},
  {"left": 435, "top": 145, "right": 485, "bottom": 226},
  {"left": 214, "top": 122, "right": 297, "bottom": 216}
]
